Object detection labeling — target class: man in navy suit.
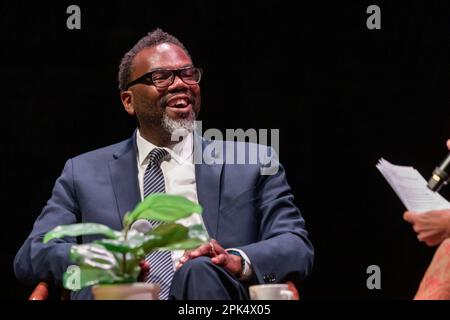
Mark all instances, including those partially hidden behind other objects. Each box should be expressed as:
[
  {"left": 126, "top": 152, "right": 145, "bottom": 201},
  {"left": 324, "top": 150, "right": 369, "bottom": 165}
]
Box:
[{"left": 14, "top": 29, "right": 314, "bottom": 300}]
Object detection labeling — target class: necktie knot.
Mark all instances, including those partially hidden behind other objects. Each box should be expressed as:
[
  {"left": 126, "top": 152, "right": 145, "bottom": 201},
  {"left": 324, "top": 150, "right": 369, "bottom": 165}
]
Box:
[{"left": 147, "top": 148, "right": 169, "bottom": 166}]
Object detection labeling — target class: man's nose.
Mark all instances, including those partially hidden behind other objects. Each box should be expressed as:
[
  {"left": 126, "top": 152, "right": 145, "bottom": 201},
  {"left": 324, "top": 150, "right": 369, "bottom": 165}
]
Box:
[{"left": 168, "top": 74, "right": 189, "bottom": 92}]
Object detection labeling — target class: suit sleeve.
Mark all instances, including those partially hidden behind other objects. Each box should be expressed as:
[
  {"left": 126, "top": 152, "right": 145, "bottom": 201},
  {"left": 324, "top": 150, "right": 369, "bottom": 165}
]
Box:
[
  {"left": 14, "top": 159, "right": 80, "bottom": 287},
  {"left": 237, "top": 147, "right": 314, "bottom": 286}
]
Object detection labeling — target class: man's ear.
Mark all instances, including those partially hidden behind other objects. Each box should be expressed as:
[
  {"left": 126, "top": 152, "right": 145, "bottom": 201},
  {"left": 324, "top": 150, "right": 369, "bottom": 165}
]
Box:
[{"left": 120, "top": 91, "right": 135, "bottom": 115}]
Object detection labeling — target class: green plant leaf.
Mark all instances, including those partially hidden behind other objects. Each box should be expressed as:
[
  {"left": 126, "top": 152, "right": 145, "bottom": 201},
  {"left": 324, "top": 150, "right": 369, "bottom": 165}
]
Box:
[
  {"left": 158, "top": 238, "right": 206, "bottom": 250},
  {"left": 187, "top": 224, "right": 210, "bottom": 243},
  {"left": 47, "top": 195, "right": 209, "bottom": 289},
  {"left": 140, "top": 223, "right": 209, "bottom": 252},
  {"left": 94, "top": 233, "right": 161, "bottom": 254},
  {"left": 43, "top": 223, "right": 121, "bottom": 243},
  {"left": 69, "top": 244, "right": 119, "bottom": 271},
  {"left": 120, "top": 253, "right": 142, "bottom": 279},
  {"left": 158, "top": 224, "right": 209, "bottom": 250},
  {"left": 63, "top": 266, "right": 133, "bottom": 291},
  {"left": 124, "top": 194, "right": 203, "bottom": 227},
  {"left": 140, "top": 223, "right": 188, "bottom": 252},
  {"left": 66, "top": 245, "right": 142, "bottom": 290}
]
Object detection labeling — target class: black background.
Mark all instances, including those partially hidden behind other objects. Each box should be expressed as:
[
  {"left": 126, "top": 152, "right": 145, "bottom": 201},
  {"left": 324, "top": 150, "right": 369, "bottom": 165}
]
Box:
[{"left": 2, "top": 0, "right": 450, "bottom": 300}]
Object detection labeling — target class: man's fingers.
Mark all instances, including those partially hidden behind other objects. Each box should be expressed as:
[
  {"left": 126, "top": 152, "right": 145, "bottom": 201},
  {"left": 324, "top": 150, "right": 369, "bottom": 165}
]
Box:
[
  {"left": 179, "top": 240, "right": 227, "bottom": 268},
  {"left": 178, "top": 240, "right": 230, "bottom": 271},
  {"left": 178, "top": 248, "right": 198, "bottom": 267},
  {"left": 189, "top": 244, "right": 212, "bottom": 258},
  {"left": 138, "top": 260, "right": 150, "bottom": 282},
  {"left": 403, "top": 211, "right": 415, "bottom": 223},
  {"left": 446, "top": 139, "right": 450, "bottom": 150},
  {"left": 210, "top": 239, "right": 225, "bottom": 255},
  {"left": 179, "top": 255, "right": 190, "bottom": 265},
  {"left": 211, "top": 253, "right": 227, "bottom": 265}
]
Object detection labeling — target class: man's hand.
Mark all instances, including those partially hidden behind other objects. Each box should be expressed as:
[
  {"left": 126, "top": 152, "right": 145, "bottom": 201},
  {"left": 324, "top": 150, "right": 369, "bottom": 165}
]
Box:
[
  {"left": 403, "top": 210, "right": 450, "bottom": 246},
  {"left": 176, "top": 239, "right": 243, "bottom": 277},
  {"left": 138, "top": 260, "right": 150, "bottom": 282}
]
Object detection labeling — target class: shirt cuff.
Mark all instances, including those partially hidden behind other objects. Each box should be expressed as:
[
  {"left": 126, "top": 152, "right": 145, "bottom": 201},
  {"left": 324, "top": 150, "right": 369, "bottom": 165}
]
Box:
[{"left": 226, "top": 248, "right": 253, "bottom": 280}]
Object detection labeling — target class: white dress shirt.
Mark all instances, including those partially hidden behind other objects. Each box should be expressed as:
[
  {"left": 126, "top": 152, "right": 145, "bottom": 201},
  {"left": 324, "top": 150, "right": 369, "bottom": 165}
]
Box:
[{"left": 136, "top": 130, "right": 252, "bottom": 279}]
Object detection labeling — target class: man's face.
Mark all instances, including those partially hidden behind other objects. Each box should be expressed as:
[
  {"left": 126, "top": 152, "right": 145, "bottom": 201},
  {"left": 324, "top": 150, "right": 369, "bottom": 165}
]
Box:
[{"left": 121, "top": 43, "right": 201, "bottom": 137}]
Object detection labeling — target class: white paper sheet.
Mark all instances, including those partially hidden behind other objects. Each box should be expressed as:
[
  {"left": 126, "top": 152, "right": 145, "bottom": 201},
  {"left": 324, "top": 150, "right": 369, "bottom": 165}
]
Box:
[{"left": 376, "top": 158, "right": 450, "bottom": 212}]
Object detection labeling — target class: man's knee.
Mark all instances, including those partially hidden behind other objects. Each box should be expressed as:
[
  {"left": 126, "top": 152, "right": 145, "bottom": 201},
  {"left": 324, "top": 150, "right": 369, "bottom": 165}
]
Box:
[
  {"left": 172, "top": 256, "right": 231, "bottom": 292},
  {"left": 177, "top": 256, "right": 215, "bottom": 276},
  {"left": 170, "top": 256, "right": 227, "bottom": 299},
  {"left": 170, "top": 256, "right": 246, "bottom": 300}
]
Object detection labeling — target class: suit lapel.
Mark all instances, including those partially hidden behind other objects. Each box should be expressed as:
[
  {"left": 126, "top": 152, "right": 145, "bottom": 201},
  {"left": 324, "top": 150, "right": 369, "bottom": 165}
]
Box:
[
  {"left": 195, "top": 137, "right": 224, "bottom": 239},
  {"left": 109, "top": 133, "right": 141, "bottom": 228}
]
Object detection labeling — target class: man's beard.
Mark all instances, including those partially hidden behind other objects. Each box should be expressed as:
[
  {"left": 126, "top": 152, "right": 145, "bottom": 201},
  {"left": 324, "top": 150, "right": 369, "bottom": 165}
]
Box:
[{"left": 162, "top": 109, "right": 197, "bottom": 142}]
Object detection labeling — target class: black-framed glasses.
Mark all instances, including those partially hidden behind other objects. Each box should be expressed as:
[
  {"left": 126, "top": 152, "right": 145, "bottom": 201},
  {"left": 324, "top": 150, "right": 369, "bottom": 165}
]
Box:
[{"left": 125, "top": 66, "right": 202, "bottom": 90}]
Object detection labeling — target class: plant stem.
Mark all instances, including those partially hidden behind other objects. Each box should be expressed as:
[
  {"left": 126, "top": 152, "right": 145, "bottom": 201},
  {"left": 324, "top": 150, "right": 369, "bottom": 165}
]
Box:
[
  {"left": 122, "top": 252, "right": 126, "bottom": 275},
  {"left": 124, "top": 225, "right": 129, "bottom": 240}
]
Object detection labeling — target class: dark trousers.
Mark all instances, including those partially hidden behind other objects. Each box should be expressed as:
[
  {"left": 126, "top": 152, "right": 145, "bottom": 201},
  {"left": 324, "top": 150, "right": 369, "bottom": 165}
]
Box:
[{"left": 169, "top": 256, "right": 250, "bottom": 300}]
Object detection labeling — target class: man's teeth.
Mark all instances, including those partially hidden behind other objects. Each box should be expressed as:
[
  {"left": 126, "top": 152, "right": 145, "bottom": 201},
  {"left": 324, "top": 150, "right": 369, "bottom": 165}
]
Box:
[{"left": 168, "top": 99, "right": 188, "bottom": 107}]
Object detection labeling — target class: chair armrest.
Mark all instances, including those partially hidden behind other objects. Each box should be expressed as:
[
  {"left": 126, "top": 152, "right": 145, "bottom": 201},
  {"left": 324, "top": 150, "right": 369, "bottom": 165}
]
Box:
[
  {"left": 286, "top": 281, "right": 300, "bottom": 300},
  {"left": 29, "top": 282, "right": 49, "bottom": 300}
]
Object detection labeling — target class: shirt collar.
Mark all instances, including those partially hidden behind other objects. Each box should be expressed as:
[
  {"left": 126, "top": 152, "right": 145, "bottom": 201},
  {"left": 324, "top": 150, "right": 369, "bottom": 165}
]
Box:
[{"left": 136, "top": 129, "right": 193, "bottom": 166}]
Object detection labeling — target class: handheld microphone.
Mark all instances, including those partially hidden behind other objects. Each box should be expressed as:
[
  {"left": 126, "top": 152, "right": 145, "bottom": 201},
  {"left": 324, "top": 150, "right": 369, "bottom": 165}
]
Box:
[{"left": 427, "top": 152, "right": 450, "bottom": 192}]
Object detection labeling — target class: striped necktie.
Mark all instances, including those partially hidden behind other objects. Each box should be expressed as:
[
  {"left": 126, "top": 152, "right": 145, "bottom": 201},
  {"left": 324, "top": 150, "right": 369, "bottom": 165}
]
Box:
[{"left": 143, "top": 148, "right": 174, "bottom": 300}]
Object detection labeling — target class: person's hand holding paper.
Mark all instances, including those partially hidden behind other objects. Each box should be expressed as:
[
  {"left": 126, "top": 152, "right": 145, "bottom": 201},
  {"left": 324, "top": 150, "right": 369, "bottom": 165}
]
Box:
[
  {"left": 376, "top": 159, "right": 450, "bottom": 212},
  {"left": 402, "top": 139, "right": 450, "bottom": 246}
]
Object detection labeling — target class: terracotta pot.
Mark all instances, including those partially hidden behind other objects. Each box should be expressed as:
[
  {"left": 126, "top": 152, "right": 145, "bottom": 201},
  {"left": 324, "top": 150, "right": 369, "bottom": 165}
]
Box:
[{"left": 92, "top": 283, "right": 160, "bottom": 300}]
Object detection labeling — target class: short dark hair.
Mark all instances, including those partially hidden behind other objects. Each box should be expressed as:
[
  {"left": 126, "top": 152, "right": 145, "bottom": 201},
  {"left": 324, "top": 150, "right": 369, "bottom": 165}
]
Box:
[{"left": 118, "top": 28, "right": 191, "bottom": 91}]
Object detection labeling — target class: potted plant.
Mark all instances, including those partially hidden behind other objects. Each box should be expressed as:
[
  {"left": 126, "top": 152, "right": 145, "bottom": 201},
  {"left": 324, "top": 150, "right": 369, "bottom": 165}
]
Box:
[{"left": 43, "top": 193, "right": 208, "bottom": 300}]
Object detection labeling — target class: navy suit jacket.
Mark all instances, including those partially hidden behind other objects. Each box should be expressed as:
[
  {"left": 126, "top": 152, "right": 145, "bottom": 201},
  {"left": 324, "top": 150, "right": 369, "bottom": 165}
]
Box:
[{"left": 14, "top": 132, "right": 314, "bottom": 299}]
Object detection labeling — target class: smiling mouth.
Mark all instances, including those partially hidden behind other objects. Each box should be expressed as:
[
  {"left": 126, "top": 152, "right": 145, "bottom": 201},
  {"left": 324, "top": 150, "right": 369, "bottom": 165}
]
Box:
[{"left": 167, "top": 97, "right": 191, "bottom": 108}]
